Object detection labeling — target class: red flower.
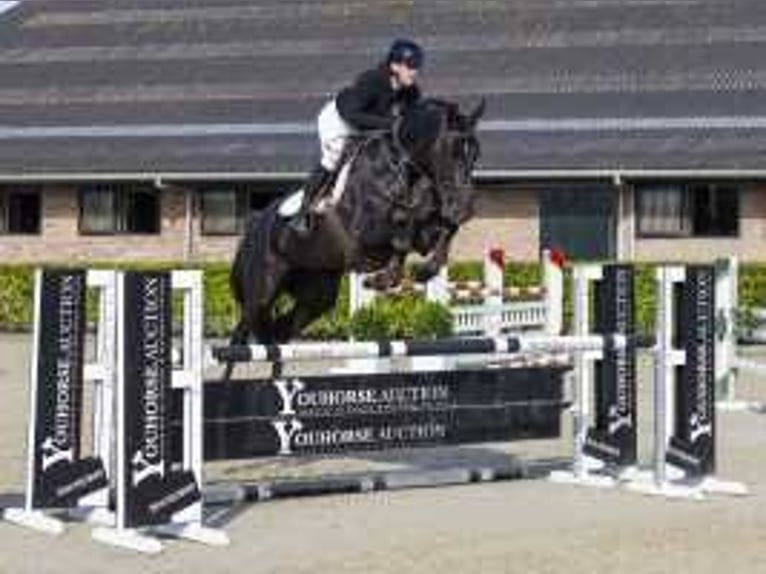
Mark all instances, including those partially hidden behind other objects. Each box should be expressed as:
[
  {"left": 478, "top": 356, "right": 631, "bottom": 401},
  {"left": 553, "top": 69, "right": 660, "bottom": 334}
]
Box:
[
  {"left": 488, "top": 247, "right": 505, "bottom": 269},
  {"left": 549, "top": 248, "right": 567, "bottom": 268}
]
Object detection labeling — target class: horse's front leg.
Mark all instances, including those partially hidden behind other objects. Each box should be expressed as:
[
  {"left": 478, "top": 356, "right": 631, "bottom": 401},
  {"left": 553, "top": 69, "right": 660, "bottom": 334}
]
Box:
[
  {"left": 363, "top": 251, "right": 407, "bottom": 291},
  {"left": 412, "top": 225, "right": 457, "bottom": 283}
]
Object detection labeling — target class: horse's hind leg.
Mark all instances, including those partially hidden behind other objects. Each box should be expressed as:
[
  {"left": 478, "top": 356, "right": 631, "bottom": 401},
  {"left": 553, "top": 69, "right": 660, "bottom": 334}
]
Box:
[
  {"left": 234, "top": 307, "right": 275, "bottom": 345},
  {"left": 228, "top": 318, "right": 249, "bottom": 346},
  {"left": 239, "top": 285, "right": 283, "bottom": 345},
  {"left": 223, "top": 318, "right": 249, "bottom": 376},
  {"left": 223, "top": 261, "right": 285, "bottom": 380}
]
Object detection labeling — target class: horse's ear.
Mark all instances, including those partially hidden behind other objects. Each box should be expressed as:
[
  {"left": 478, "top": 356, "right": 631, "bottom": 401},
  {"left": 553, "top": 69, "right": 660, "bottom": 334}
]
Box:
[{"left": 468, "top": 98, "right": 486, "bottom": 129}]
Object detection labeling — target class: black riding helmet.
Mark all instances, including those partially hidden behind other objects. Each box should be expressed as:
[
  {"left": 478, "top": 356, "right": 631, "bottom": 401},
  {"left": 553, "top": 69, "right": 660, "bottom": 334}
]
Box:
[{"left": 388, "top": 39, "right": 424, "bottom": 70}]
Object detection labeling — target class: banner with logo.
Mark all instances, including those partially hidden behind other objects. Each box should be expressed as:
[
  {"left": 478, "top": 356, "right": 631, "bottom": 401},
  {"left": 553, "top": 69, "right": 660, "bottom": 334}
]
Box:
[
  {"left": 31, "top": 269, "right": 108, "bottom": 508},
  {"left": 666, "top": 265, "right": 716, "bottom": 476},
  {"left": 120, "top": 271, "right": 200, "bottom": 528},
  {"left": 195, "top": 367, "right": 568, "bottom": 459},
  {"left": 584, "top": 264, "right": 638, "bottom": 466}
]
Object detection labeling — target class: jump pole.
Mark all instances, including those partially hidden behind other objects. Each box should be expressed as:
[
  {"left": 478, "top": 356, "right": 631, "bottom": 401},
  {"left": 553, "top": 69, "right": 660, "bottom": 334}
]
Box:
[
  {"left": 208, "top": 333, "right": 628, "bottom": 367},
  {"left": 543, "top": 249, "right": 564, "bottom": 336}
]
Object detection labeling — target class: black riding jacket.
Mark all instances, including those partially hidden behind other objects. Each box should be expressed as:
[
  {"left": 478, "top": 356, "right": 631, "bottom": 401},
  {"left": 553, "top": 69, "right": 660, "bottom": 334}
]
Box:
[{"left": 336, "top": 64, "right": 421, "bottom": 131}]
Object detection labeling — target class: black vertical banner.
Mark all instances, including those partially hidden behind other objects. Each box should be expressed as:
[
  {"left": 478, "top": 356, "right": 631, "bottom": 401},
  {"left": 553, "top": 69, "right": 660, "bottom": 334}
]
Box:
[
  {"left": 584, "top": 264, "right": 638, "bottom": 466},
  {"left": 32, "top": 269, "right": 107, "bottom": 508},
  {"left": 121, "top": 271, "right": 200, "bottom": 528},
  {"left": 667, "top": 265, "right": 716, "bottom": 477}
]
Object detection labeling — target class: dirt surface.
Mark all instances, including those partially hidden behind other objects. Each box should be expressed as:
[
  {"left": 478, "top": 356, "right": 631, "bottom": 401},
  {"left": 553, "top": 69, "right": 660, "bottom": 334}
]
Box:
[{"left": 1, "top": 333, "right": 766, "bottom": 573}]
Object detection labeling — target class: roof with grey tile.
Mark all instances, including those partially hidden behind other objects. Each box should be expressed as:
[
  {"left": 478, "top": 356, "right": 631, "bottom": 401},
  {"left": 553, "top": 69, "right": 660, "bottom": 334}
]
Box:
[{"left": 1, "top": 0, "right": 766, "bottom": 178}]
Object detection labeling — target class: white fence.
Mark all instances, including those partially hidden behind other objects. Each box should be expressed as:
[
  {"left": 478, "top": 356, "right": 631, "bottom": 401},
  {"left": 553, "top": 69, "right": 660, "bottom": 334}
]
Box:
[{"left": 349, "top": 249, "right": 564, "bottom": 336}]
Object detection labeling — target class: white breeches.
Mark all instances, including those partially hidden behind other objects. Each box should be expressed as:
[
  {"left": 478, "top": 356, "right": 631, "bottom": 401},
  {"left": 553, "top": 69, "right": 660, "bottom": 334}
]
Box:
[{"left": 317, "top": 99, "right": 355, "bottom": 171}]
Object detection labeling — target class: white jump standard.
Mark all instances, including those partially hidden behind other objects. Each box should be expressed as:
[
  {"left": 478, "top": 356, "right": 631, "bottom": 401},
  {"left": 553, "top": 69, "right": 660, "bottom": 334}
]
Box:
[
  {"left": 714, "top": 256, "right": 766, "bottom": 411},
  {"left": 3, "top": 269, "right": 117, "bottom": 535},
  {"left": 625, "top": 266, "right": 748, "bottom": 499},
  {"left": 3, "top": 268, "right": 228, "bottom": 554},
  {"left": 91, "top": 270, "right": 229, "bottom": 553},
  {"left": 549, "top": 264, "right": 640, "bottom": 488}
]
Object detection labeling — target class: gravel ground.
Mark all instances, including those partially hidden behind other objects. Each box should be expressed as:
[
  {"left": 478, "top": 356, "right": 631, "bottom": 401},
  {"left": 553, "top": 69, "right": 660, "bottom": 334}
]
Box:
[{"left": 1, "top": 333, "right": 766, "bottom": 573}]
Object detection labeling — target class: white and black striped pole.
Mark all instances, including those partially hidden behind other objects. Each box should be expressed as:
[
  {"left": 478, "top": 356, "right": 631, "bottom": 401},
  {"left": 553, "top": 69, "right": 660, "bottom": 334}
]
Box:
[{"left": 208, "top": 333, "right": 629, "bottom": 367}]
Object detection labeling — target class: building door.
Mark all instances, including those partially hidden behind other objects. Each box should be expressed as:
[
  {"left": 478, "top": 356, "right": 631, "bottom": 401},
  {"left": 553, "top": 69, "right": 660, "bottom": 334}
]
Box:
[{"left": 540, "top": 186, "right": 617, "bottom": 260}]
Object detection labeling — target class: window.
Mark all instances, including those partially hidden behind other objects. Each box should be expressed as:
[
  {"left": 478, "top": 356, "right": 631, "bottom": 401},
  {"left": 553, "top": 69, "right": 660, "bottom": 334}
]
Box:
[
  {"left": 80, "top": 188, "right": 116, "bottom": 233},
  {"left": 0, "top": 187, "right": 41, "bottom": 234},
  {"left": 124, "top": 189, "right": 160, "bottom": 234},
  {"left": 636, "top": 183, "right": 739, "bottom": 238},
  {"left": 199, "top": 184, "right": 284, "bottom": 236},
  {"left": 79, "top": 184, "right": 160, "bottom": 235},
  {"left": 200, "top": 189, "right": 239, "bottom": 235}
]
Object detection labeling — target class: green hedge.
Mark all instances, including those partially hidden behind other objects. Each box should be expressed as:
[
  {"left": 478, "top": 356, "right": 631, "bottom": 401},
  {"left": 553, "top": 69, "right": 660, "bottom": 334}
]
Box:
[
  {"left": 737, "top": 262, "right": 766, "bottom": 308},
  {"left": 0, "top": 266, "right": 35, "bottom": 329},
  {"left": 350, "top": 296, "right": 453, "bottom": 340},
  {"left": 2, "top": 260, "right": 765, "bottom": 338}
]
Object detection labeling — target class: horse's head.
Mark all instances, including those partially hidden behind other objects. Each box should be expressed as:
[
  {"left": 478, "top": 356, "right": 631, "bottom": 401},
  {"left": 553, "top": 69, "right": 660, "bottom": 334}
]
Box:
[
  {"left": 437, "top": 99, "right": 484, "bottom": 224},
  {"left": 402, "top": 98, "right": 485, "bottom": 227}
]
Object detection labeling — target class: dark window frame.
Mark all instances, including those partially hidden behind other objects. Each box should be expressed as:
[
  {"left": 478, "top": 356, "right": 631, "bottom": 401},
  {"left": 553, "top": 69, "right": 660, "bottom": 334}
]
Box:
[
  {"left": 199, "top": 188, "right": 248, "bottom": 236},
  {"left": 78, "top": 184, "right": 161, "bottom": 236},
  {"left": 198, "top": 184, "right": 286, "bottom": 237},
  {"left": 635, "top": 182, "right": 741, "bottom": 239},
  {"left": 0, "top": 186, "right": 42, "bottom": 235},
  {"left": 78, "top": 186, "right": 117, "bottom": 236}
]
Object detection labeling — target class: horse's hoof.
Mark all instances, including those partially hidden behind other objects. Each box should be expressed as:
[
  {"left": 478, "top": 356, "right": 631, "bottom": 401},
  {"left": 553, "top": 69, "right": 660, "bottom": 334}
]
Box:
[
  {"left": 363, "top": 273, "right": 397, "bottom": 291},
  {"left": 363, "top": 275, "right": 386, "bottom": 291}
]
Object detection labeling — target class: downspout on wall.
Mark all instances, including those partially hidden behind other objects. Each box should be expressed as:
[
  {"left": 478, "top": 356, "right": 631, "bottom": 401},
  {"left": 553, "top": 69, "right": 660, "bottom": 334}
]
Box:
[
  {"left": 184, "top": 186, "right": 194, "bottom": 262},
  {"left": 156, "top": 177, "right": 194, "bottom": 262}
]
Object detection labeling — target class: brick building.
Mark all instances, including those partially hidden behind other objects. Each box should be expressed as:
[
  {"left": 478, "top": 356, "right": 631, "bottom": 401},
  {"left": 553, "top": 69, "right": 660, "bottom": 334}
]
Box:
[{"left": 0, "top": 0, "right": 764, "bottom": 263}]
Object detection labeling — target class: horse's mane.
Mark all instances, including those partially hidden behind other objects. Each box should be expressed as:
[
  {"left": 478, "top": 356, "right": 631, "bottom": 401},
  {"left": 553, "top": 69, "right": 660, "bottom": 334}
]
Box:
[
  {"left": 399, "top": 98, "right": 461, "bottom": 152},
  {"left": 422, "top": 98, "right": 461, "bottom": 120}
]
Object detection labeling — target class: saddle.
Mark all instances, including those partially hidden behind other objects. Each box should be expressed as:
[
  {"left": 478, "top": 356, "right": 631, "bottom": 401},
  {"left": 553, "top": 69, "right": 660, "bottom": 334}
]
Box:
[{"left": 277, "top": 138, "right": 367, "bottom": 219}]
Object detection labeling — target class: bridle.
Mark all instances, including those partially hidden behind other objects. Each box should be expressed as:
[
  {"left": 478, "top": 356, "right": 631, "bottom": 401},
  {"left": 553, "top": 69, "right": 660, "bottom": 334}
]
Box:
[{"left": 351, "top": 112, "right": 479, "bottom": 214}]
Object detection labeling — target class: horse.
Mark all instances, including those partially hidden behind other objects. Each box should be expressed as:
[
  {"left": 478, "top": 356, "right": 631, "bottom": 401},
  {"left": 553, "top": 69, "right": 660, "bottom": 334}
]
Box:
[{"left": 228, "top": 98, "right": 485, "bottom": 354}]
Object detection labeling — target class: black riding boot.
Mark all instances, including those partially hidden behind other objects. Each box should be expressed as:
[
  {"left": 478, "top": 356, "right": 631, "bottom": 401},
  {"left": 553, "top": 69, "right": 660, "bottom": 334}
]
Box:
[{"left": 291, "top": 165, "right": 333, "bottom": 236}]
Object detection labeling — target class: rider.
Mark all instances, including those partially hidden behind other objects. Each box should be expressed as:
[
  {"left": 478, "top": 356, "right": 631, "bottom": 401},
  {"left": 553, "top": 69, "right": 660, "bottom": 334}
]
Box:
[{"left": 291, "top": 38, "right": 425, "bottom": 235}]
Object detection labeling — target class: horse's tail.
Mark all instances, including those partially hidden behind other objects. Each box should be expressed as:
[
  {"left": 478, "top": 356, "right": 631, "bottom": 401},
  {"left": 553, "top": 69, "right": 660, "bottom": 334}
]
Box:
[
  {"left": 229, "top": 206, "right": 278, "bottom": 309},
  {"left": 224, "top": 206, "right": 281, "bottom": 380},
  {"left": 221, "top": 318, "right": 246, "bottom": 382}
]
